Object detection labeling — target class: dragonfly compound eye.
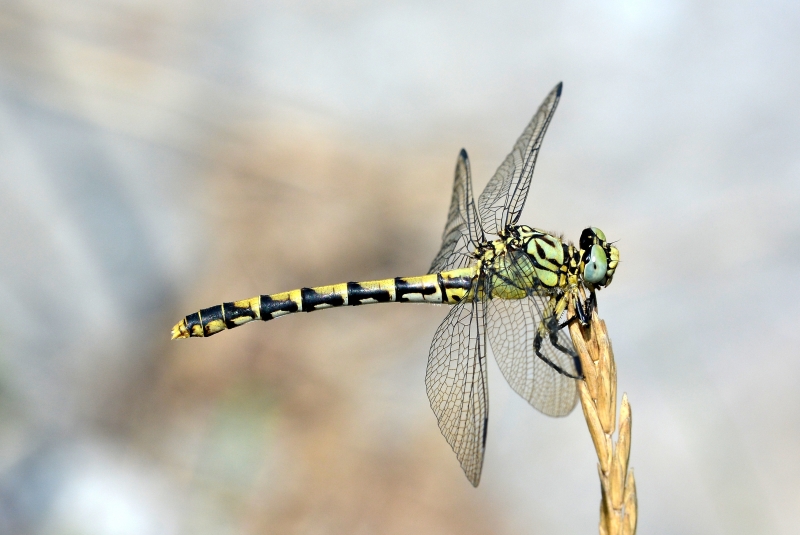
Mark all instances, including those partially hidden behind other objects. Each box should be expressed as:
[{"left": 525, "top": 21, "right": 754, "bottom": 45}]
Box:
[
  {"left": 583, "top": 244, "right": 608, "bottom": 284},
  {"left": 580, "top": 226, "right": 608, "bottom": 249},
  {"left": 591, "top": 227, "right": 606, "bottom": 241}
]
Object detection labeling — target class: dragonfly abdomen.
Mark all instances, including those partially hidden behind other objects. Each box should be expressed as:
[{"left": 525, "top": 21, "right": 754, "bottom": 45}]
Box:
[{"left": 171, "top": 267, "right": 477, "bottom": 339}]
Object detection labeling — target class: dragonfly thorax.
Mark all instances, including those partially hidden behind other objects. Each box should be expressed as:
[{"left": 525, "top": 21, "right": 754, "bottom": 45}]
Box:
[{"left": 477, "top": 225, "right": 619, "bottom": 297}]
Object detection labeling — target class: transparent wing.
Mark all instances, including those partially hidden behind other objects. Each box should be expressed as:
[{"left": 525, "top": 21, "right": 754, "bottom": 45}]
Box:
[
  {"left": 425, "top": 294, "right": 488, "bottom": 486},
  {"left": 428, "top": 149, "right": 484, "bottom": 274},
  {"left": 477, "top": 83, "right": 562, "bottom": 236},
  {"left": 484, "top": 250, "right": 580, "bottom": 416},
  {"left": 486, "top": 296, "right": 579, "bottom": 417}
]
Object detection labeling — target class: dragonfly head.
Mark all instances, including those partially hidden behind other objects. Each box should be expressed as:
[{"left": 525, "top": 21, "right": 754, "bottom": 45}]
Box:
[{"left": 579, "top": 227, "right": 619, "bottom": 288}]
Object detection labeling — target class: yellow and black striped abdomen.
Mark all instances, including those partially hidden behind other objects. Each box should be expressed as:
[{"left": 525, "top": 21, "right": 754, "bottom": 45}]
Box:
[{"left": 171, "top": 267, "right": 477, "bottom": 339}]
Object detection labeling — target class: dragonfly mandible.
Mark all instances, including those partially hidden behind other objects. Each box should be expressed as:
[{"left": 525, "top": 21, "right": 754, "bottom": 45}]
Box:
[{"left": 171, "top": 82, "right": 619, "bottom": 486}]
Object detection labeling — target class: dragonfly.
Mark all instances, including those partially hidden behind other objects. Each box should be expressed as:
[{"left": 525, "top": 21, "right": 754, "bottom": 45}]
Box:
[{"left": 172, "top": 82, "right": 619, "bottom": 486}]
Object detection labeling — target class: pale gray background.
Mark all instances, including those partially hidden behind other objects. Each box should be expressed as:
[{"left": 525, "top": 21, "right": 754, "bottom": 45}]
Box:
[{"left": 0, "top": 1, "right": 798, "bottom": 534}]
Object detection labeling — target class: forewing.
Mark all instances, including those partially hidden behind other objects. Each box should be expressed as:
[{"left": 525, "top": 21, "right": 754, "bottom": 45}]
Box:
[
  {"left": 428, "top": 149, "right": 484, "bottom": 274},
  {"left": 425, "top": 296, "right": 488, "bottom": 486},
  {"left": 477, "top": 83, "right": 562, "bottom": 236},
  {"left": 484, "top": 250, "right": 579, "bottom": 416}
]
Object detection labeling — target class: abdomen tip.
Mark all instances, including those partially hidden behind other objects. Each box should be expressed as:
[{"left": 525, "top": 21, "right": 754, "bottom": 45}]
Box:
[{"left": 171, "top": 321, "right": 190, "bottom": 339}]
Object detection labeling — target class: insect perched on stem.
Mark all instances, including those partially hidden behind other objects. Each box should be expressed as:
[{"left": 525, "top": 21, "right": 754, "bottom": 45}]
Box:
[{"left": 172, "top": 82, "right": 619, "bottom": 486}]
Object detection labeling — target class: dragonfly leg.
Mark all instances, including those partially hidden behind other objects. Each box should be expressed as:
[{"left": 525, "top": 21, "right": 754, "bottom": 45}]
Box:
[
  {"left": 558, "top": 315, "right": 578, "bottom": 330},
  {"left": 584, "top": 290, "right": 597, "bottom": 318},
  {"left": 547, "top": 318, "right": 583, "bottom": 379},
  {"left": 533, "top": 316, "right": 583, "bottom": 380},
  {"left": 546, "top": 289, "right": 589, "bottom": 327},
  {"left": 574, "top": 297, "right": 589, "bottom": 325},
  {"left": 572, "top": 290, "right": 596, "bottom": 326},
  {"left": 548, "top": 313, "right": 584, "bottom": 378}
]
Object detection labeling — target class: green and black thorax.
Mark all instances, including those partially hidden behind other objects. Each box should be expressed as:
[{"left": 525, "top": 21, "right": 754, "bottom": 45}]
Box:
[{"left": 474, "top": 225, "right": 619, "bottom": 302}]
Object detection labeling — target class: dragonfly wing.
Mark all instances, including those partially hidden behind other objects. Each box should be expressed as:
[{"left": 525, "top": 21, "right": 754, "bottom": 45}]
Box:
[
  {"left": 425, "top": 295, "right": 488, "bottom": 486},
  {"left": 484, "top": 249, "right": 579, "bottom": 416},
  {"left": 486, "top": 295, "right": 579, "bottom": 417},
  {"left": 428, "top": 149, "right": 484, "bottom": 274},
  {"left": 477, "top": 83, "right": 562, "bottom": 236}
]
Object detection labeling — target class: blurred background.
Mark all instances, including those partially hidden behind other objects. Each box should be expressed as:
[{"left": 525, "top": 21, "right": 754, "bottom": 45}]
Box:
[{"left": 0, "top": 0, "right": 798, "bottom": 533}]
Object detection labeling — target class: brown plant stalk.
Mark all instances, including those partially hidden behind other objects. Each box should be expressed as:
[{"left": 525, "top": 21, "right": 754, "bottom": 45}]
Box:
[{"left": 568, "top": 301, "right": 637, "bottom": 535}]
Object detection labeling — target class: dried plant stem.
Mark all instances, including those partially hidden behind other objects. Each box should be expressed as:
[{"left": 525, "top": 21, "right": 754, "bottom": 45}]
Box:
[{"left": 568, "top": 302, "right": 637, "bottom": 535}]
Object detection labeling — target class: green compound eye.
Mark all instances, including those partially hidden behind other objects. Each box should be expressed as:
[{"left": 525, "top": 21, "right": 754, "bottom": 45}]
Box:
[
  {"left": 591, "top": 227, "right": 606, "bottom": 241},
  {"left": 583, "top": 244, "right": 608, "bottom": 284}
]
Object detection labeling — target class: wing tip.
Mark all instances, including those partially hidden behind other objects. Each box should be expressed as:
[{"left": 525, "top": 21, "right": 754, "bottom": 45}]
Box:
[{"left": 555, "top": 81, "right": 563, "bottom": 97}]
